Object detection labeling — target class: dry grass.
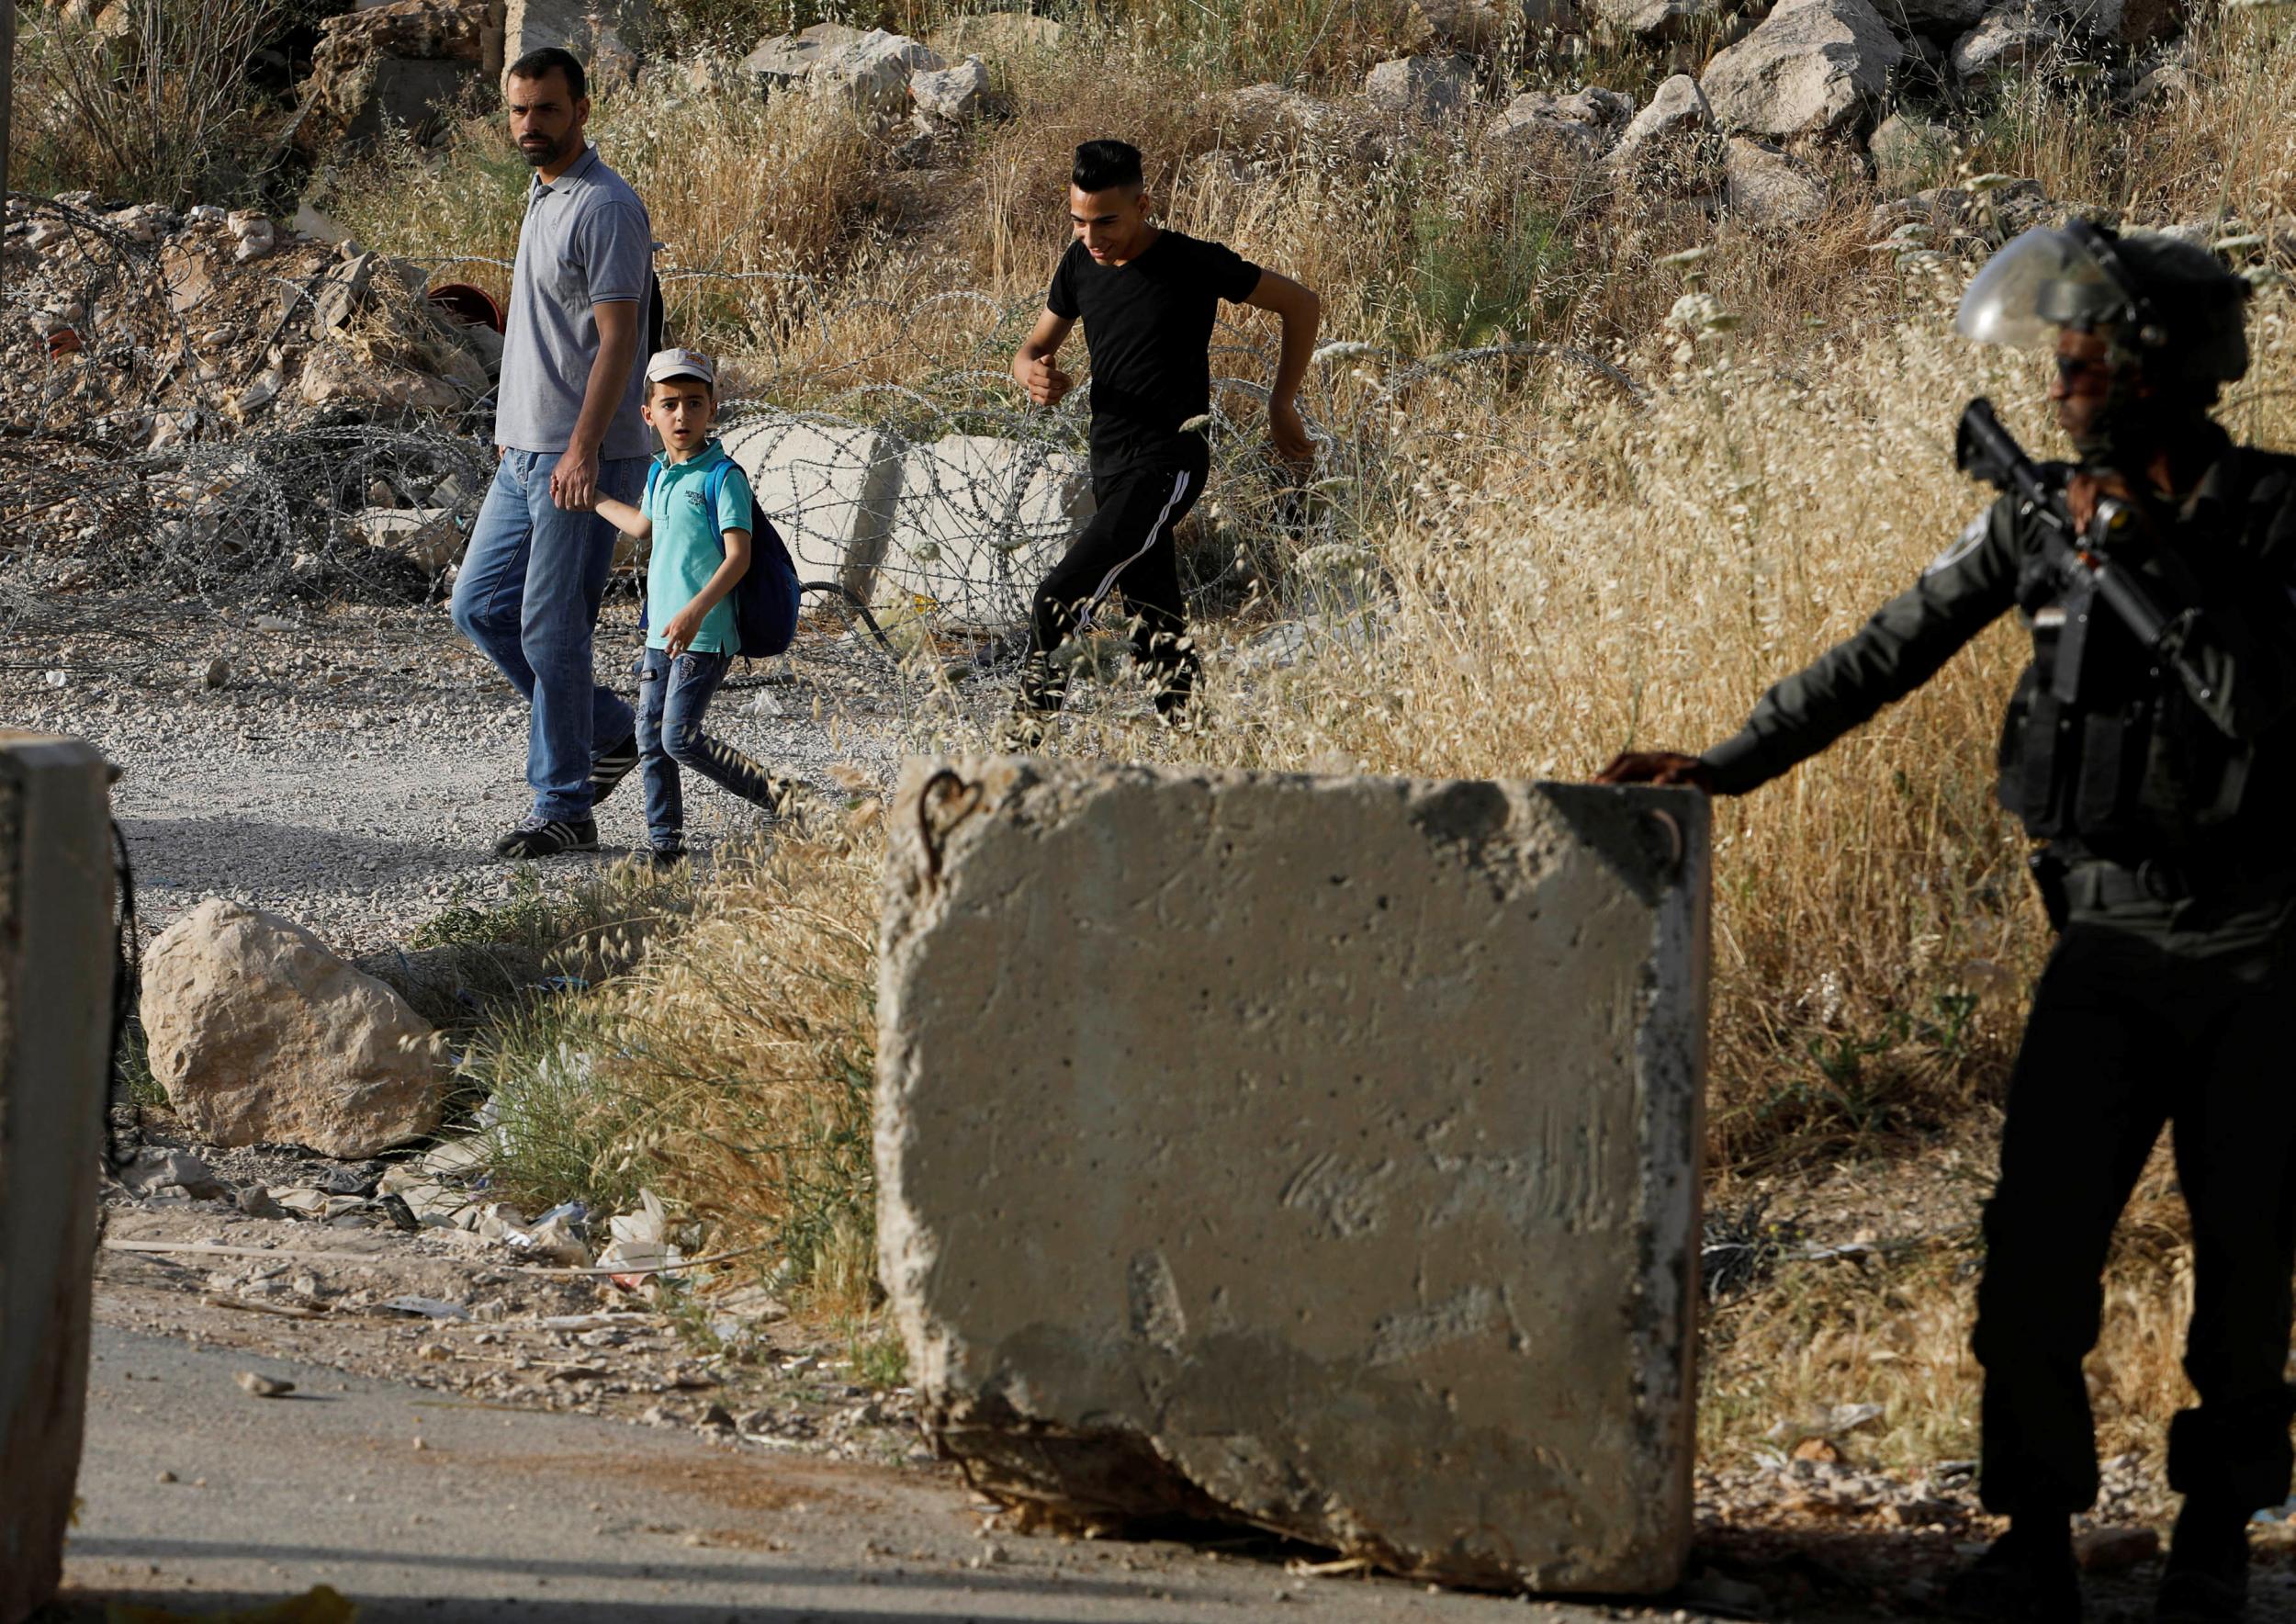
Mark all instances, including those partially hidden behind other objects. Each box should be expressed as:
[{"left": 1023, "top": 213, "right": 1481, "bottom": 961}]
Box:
[{"left": 416, "top": 3, "right": 2296, "bottom": 1450}]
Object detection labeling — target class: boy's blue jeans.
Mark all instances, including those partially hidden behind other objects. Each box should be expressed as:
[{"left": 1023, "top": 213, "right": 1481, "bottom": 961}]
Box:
[
  {"left": 635, "top": 648, "right": 783, "bottom": 848},
  {"left": 451, "top": 450, "right": 644, "bottom": 822}
]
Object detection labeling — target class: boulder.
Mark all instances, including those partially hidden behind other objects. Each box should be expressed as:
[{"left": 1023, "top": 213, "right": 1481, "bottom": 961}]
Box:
[
  {"left": 929, "top": 9, "right": 1064, "bottom": 54},
  {"left": 1725, "top": 136, "right": 1830, "bottom": 225},
  {"left": 879, "top": 434, "right": 1095, "bottom": 630},
  {"left": 741, "top": 21, "right": 863, "bottom": 92},
  {"left": 2126, "top": 60, "right": 2195, "bottom": 107},
  {"left": 1604, "top": 73, "right": 1724, "bottom": 193},
  {"left": 1950, "top": 4, "right": 2060, "bottom": 87},
  {"left": 1414, "top": 0, "right": 1522, "bottom": 49},
  {"left": 1588, "top": 0, "right": 1720, "bottom": 39},
  {"left": 721, "top": 413, "right": 903, "bottom": 601},
  {"left": 1365, "top": 53, "right": 1476, "bottom": 120},
  {"left": 297, "top": 0, "right": 495, "bottom": 153},
  {"left": 878, "top": 759, "right": 1709, "bottom": 1591},
  {"left": 910, "top": 54, "right": 991, "bottom": 122},
  {"left": 1701, "top": 0, "right": 1904, "bottom": 140},
  {"left": 1868, "top": 109, "right": 1953, "bottom": 193},
  {"left": 351, "top": 506, "right": 464, "bottom": 571},
  {"left": 141, "top": 898, "right": 444, "bottom": 1159},
  {"left": 503, "top": 0, "right": 656, "bottom": 65},
  {"left": 815, "top": 29, "right": 943, "bottom": 118},
  {"left": 299, "top": 344, "right": 470, "bottom": 412},
  {"left": 1486, "top": 85, "right": 1636, "bottom": 153},
  {"left": 1227, "top": 83, "right": 1390, "bottom": 164}
]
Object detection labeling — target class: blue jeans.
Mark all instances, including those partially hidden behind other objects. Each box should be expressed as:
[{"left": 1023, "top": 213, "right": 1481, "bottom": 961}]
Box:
[
  {"left": 635, "top": 648, "right": 784, "bottom": 847},
  {"left": 450, "top": 450, "right": 644, "bottom": 821}
]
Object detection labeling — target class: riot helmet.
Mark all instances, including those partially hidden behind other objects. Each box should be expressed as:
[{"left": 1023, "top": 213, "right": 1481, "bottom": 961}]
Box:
[{"left": 1955, "top": 220, "right": 2250, "bottom": 399}]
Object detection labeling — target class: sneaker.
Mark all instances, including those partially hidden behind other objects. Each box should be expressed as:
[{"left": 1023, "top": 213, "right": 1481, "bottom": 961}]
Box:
[
  {"left": 1942, "top": 1525, "right": 2083, "bottom": 1624},
  {"left": 493, "top": 815, "right": 599, "bottom": 859},
  {"left": 588, "top": 733, "right": 639, "bottom": 808},
  {"left": 648, "top": 840, "right": 687, "bottom": 874},
  {"left": 2158, "top": 1501, "right": 2249, "bottom": 1622},
  {"left": 2156, "top": 1568, "right": 2246, "bottom": 1623}
]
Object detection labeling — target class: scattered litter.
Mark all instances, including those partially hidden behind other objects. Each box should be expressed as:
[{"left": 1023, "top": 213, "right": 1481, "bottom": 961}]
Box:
[
  {"left": 597, "top": 1188, "right": 683, "bottom": 1285},
  {"left": 380, "top": 1295, "right": 467, "bottom": 1321},
  {"left": 235, "top": 1370, "right": 296, "bottom": 1398},
  {"left": 1763, "top": 1403, "right": 1885, "bottom": 1447},
  {"left": 202, "top": 1294, "right": 325, "bottom": 1321}
]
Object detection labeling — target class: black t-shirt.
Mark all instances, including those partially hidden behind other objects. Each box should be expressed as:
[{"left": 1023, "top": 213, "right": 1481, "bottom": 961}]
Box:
[{"left": 1046, "top": 229, "right": 1264, "bottom": 474}]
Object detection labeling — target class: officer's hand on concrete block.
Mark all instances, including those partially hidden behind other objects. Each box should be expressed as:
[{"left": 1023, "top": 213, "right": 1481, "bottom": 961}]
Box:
[{"left": 1593, "top": 750, "right": 1716, "bottom": 792}]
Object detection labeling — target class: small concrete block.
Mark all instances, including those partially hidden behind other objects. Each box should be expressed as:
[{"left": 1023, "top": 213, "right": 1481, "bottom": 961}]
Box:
[
  {"left": 876, "top": 758, "right": 1708, "bottom": 1593},
  {"left": 721, "top": 413, "right": 903, "bottom": 602},
  {"left": 878, "top": 434, "right": 1094, "bottom": 631}
]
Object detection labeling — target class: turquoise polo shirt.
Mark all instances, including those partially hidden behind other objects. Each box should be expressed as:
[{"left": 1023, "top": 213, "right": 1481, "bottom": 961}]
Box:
[{"left": 645, "top": 442, "right": 755, "bottom": 656}]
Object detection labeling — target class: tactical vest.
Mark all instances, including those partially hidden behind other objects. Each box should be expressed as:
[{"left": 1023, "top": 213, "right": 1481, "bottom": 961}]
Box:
[{"left": 1995, "top": 508, "right": 2254, "bottom": 852}]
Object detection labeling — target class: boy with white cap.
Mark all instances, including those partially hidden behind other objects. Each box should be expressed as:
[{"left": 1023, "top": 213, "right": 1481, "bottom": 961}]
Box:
[{"left": 590, "top": 348, "right": 797, "bottom": 865}]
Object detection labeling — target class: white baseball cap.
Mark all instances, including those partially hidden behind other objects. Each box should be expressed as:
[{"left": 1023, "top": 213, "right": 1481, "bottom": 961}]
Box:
[{"left": 645, "top": 346, "right": 716, "bottom": 386}]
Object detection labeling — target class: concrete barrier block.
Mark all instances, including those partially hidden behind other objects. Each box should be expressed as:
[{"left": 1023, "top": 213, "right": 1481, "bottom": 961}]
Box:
[
  {"left": 877, "top": 434, "right": 1094, "bottom": 630},
  {"left": 721, "top": 414, "right": 902, "bottom": 602},
  {"left": 0, "top": 732, "right": 114, "bottom": 1624},
  {"left": 877, "top": 758, "right": 1706, "bottom": 1593}
]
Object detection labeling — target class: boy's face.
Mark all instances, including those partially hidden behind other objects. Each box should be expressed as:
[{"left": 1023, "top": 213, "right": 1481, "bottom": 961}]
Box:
[
  {"left": 643, "top": 378, "right": 715, "bottom": 454},
  {"left": 1070, "top": 184, "right": 1152, "bottom": 265}
]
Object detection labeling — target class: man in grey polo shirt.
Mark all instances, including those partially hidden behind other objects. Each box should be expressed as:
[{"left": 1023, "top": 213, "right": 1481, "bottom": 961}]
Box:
[{"left": 451, "top": 45, "right": 654, "bottom": 858}]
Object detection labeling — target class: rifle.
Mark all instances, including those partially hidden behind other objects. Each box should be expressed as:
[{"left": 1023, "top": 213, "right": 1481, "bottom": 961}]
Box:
[{"left": 1953, "top": 397, "right": 2213, "bottom": 705}]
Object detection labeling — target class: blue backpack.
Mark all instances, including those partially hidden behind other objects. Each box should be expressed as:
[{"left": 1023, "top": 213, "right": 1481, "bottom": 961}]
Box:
[{"left": 641, "top": 451, "right": 801, "bottom": 660}]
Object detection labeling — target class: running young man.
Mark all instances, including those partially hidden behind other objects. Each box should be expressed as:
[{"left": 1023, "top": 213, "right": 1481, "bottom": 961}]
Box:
[{"left": 1006, "top": 138, "right": 1320, "bottom": 739}]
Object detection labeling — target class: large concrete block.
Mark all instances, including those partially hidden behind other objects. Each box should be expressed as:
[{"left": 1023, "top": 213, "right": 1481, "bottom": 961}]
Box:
[
  {"left": 721, "top": 414, "right": 901, "bottom": 603},
  {"left": 877, "top": 758, "right": 1708, "bottom": 1593},
  {"left": 877, "top": 434, "right": 1093, "bottom": 631},
  {"left": 0, "top": 733, "right": 114, "bottom": 1624}
]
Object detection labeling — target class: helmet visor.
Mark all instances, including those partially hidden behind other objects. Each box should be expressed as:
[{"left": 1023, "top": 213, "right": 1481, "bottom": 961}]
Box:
[{"left": 1955, "top": 226, "right": 2130, "bottom": 348}]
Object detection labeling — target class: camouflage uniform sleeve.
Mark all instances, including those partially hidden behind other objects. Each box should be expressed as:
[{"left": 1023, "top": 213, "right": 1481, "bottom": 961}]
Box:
[{"left": 1699, "top": 499, "right": 2023, "bottom": 795}]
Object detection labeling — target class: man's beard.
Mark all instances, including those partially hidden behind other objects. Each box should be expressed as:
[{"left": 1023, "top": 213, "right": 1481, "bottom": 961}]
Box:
[{"left": 520, "top": 136, "right": 564, "bottom": 169}]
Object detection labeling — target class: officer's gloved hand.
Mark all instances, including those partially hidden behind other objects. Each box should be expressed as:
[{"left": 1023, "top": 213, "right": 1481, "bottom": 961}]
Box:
[
  {"left": 1593, "top": 750, "right": 1716, "bottom": 792},
  {"left": 2067, "top": 470, "right": 2147, "bottom": 549}
]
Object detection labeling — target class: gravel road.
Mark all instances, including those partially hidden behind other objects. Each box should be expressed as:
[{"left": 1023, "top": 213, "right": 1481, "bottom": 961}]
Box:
[{"left": 13, "top": 601, "right": 921, "bottom": 953}]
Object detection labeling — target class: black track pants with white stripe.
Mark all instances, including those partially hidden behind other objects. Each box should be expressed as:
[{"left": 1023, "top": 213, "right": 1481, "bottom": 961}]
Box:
[{"left": 1019, "top": 445, "right": 1209, "bottom": 716}]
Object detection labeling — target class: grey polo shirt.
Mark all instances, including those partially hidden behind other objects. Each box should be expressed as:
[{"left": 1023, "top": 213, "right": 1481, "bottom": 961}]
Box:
[{"left": 494, "top": 144, "right": 653, "bottom": 460}]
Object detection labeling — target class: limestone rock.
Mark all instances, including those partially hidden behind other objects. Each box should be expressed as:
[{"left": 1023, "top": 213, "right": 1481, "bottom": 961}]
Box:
[
  {"left": 1589, "top": 0, "right": 1720, "bottom": 39},
  {"left": 741, "top": 21, "right": 862, "bottom": 92},
  {"left": 299, "top": 344, "right": 467, "bottom": 412},
  {"left": 1604, "top": 73, "right": 1724, "bottom": 193},
  {"left": 1487, "top": 85, "right": 1635, "bottom": 153},
  {"left": 1701, "top": 0, "right": 1904, "bottom": 140},
  {"left": 815, "top": 29, "right": 943, "bottom": 118},
  {"left": 1725, "top": 136, "right": 1830, "bottom": 225},
  {"left": 1413, "top": 0, "right": 1534, "bottom": 49},
  {"left": 1950, "top": 5, "right": 2060, "bottom": 87},
  {"left": 910, "top": 55, "right": 991, "bottom": 122},
  {"left": 2126, "top": 61, "right": 2195, "bottom": 106},
  {"left": 1227, "top": 84, "right": 1390, "bottom": 164},
  {"left": 1868, "top": 109, "right": 1953, "bottom": 193},
  {"left": 503, "top": 0, "right": 658, "bottom": 67},
  {"left": 298, "top": 0, "right": 493, "bottom": 153},
  {"left": 141, "top": 898, "right": 443, "bottom": 1158},
  {"left": 878, "top": 758, "right": 1708, "bottom": 1592},
  {"left": 1365, "top": 53, "right": 1475, "bottom": 121},
  {"left": 929, "top": 10, "right": 1064, "bottom": 55}
]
